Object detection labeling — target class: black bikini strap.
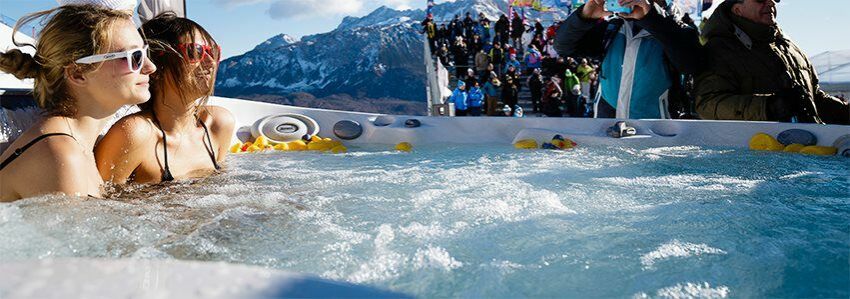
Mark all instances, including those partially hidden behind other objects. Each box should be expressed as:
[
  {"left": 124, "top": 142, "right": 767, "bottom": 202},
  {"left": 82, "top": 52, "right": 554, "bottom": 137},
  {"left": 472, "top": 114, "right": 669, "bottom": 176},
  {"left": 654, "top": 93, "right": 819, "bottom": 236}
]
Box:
[
  {"left": 150, "top": 111, "right": 174, "bottom": 182},
  {"left": 0, "top": 133, "right": 75, "bottom": 171},
  {"left": 198, "top": 119, "right": 221, "bottom": 170}
]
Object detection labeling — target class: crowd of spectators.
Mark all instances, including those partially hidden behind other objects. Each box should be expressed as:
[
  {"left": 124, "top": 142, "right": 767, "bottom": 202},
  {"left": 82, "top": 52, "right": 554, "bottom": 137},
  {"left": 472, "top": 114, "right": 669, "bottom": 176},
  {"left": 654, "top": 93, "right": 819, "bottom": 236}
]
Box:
[
  {"left": 422, "top": 12, "right": 598, "bottom": 117},
  {"left": 421, "top": 0, "right": 849, "bottom": 124}
]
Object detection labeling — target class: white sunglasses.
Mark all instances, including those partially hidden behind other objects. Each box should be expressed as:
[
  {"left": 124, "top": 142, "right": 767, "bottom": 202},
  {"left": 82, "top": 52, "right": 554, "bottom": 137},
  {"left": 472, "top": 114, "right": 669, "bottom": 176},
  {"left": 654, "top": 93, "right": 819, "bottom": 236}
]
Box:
[{"left": 74, "top": 45, "right": 149, "bottom": 73}]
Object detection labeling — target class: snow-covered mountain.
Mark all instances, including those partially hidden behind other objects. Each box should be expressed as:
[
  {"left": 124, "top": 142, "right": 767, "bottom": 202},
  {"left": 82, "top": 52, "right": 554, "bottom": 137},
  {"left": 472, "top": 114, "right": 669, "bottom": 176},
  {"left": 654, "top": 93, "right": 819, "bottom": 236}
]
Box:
[
  {"left": 214, "top": 0, "right": 570, "bottom": 102},
  {"left": 252, "top": 34, "right": 298, "bottom": 51},
  {"left": 336, "top": 6, "right": 420, "bottom": 32}
]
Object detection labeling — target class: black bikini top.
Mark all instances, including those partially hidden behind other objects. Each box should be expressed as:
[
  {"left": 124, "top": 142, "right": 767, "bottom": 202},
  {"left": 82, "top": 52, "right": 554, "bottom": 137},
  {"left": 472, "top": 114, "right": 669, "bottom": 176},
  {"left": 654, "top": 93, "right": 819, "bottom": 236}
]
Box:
[
  {"left": 150, "top": 111, "right": 221, "bottom": 182},
  {"left": 1, "top": 133, "right": 75, "bottom": 170},
  {"left": 1, "top": 132, "right": 100, "bottom": 198}
]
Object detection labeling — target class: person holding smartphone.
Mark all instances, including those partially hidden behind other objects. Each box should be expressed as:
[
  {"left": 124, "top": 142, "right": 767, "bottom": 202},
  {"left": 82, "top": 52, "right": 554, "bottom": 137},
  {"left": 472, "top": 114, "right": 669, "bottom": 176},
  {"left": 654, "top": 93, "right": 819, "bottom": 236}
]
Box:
[{"left": 554, "top": 0, "right": 701, "bottom": 119}]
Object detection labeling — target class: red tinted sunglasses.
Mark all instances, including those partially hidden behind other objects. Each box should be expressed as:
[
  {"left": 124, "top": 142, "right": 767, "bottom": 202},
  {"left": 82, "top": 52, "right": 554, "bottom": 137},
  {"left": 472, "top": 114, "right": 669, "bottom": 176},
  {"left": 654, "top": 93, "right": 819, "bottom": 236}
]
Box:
[{"left": 177, "top": 43, "right": 221, "bottom": 63}]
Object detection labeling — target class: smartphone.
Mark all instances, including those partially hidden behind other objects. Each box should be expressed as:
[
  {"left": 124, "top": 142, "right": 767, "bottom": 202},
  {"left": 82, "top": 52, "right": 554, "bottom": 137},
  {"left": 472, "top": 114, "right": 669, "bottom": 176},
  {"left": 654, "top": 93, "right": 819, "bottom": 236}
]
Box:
[{"left": 605, "top": 0, "right": 633, "bottom": 14}]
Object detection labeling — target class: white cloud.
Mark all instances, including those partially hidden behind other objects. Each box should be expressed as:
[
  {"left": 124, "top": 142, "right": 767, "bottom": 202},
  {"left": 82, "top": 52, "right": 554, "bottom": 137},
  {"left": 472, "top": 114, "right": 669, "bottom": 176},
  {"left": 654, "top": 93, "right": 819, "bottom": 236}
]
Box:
[
  {"left": 210, "top": 0, "right": 267, "bottom": 8},
  {"left": 212, "top": 0, "right": 430, "bottom": 19},
  {"left": 380, "top": 0, "right": 419, "bottom": 10},
  {"left": 267, "top": 0, "right": 364, "bottom": 19}
]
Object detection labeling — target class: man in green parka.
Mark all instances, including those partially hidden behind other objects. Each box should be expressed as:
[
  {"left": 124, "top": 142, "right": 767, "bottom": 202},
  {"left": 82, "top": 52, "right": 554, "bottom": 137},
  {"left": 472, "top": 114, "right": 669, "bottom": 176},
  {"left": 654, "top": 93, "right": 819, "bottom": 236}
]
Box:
[
  {"left": 563, "top": 68, "right": 582, "bottom": 117},
  {"left": 695, "top": 0, "right": 849, "bottom": 124}
]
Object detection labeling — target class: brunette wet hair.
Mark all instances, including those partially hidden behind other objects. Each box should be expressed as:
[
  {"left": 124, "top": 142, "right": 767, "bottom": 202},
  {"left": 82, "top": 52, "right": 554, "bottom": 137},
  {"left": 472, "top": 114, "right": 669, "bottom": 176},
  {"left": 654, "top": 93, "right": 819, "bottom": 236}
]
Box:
[
  {"left": 139, "top": 13, "right": 219, "bottom": 114},
  {"left": 0, "top": 5, "right": 132, "bottom": 116}
]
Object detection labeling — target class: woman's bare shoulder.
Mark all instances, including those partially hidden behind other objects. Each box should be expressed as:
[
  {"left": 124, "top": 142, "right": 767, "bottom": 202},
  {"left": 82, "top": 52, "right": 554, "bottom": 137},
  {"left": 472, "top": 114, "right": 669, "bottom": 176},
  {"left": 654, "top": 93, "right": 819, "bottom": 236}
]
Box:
[
  {"left": 105, "top": 112, "right": 157, "bottom": 145},
  {"left": 199, "top": 105, "right": 235, "bottom": 133},
  {"left": 1, "top": 144, "right": 91, "bottom": 199},
  {"left": 4, "top": 133, "right": 87, "bottom": 178}
]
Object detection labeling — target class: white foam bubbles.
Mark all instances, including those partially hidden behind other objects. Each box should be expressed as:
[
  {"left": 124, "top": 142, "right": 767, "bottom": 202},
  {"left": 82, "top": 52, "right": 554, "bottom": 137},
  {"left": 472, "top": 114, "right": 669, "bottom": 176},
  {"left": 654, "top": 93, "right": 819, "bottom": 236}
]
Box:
[
  {"left": 345, "top": 224, "right": 464, "bottom": 283},
  {"left": 183, "top": 194, "right": 236, "bottom": 208},
  {"left": 347, "top": 224, "right": 406, "bottom": 283},
  {"left": 0, "top": 204, "right": 22, "bottom": 223},
  {"left": 489, "top": 259, "right": 524, "bottom": 274},
  {"left": 779, "top": 171, "right": 820, "bottom": 180},
  {"left": 412, "top": 245, "right": 462, "bottom": 271},
  {"left": 640, "top": 240, "right": 726, "bottom": 269},
  {"left": 399, "top": 222, "right": 449, "bottom": 240},
  {"left": 595, "top": 175, "right": 762, "bottom": 192},
  {"left": 648, "top": 282, "right": 731, "bottom": 299},
  {"left": 636, "top": 146, "right": 733, "bottom": 159}
]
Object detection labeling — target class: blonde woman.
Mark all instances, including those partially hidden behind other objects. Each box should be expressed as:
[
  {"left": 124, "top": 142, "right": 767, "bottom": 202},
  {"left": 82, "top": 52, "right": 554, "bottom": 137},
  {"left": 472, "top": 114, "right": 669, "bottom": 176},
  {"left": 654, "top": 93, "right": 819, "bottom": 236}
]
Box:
[
  {"left": 0, "top": 5, "right": 156, "bottom": 201},
  {"left": 96, "top": 14, "right": 234, "bottom": 184}
]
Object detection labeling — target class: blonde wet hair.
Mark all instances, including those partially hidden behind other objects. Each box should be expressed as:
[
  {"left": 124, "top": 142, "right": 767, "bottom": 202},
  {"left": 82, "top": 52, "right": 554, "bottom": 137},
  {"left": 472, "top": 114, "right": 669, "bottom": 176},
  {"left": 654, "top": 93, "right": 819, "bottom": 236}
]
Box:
[{"left": 0, "top": 5, "right": 132, "bottom": 117}]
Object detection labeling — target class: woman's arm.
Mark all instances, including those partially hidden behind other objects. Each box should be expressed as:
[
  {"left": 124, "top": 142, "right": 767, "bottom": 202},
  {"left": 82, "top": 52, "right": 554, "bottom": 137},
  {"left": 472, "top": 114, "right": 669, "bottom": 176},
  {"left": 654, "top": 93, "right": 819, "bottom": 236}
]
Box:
[
  {"left": 554, "top": 3, "right": 611, "bottom": 59},
  {"left": 94, "top": 115, "right": 152, "bottom": 184}
]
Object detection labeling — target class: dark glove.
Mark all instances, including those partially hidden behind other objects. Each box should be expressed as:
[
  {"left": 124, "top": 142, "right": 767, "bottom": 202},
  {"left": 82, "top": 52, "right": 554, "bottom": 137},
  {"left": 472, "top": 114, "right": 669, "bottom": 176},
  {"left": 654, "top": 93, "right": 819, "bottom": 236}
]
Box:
[
  {"left": 766, "top": 95, "right": 794, "bottom": 121},
  {"left": 816, "top": 95, "right": 850, "bottom": 125},
  {"left": 767, "top": 87, "right": 807, "bottom": 121}
]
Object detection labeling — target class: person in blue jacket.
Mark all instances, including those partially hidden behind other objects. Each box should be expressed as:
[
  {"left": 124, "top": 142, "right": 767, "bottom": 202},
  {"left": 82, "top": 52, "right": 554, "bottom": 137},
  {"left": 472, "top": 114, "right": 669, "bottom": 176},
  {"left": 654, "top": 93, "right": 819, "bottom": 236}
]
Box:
[
  {"left": 483, "top": 74, "right": 501, "bottom": 116},
  {"left": 449, "top": 80, "right": 469, "bottom": 116},
  {"left": 554, "top": 0, "right": 701, "bottom": 119},
  {"left": 504, "top": 54, "right": 521, "bottom": 74},
  {"left": 524, "top": 45, "right": 543, "bottom": 74},
  {"left": 467, "top": 81, "right": 485, "bottom": 116}
]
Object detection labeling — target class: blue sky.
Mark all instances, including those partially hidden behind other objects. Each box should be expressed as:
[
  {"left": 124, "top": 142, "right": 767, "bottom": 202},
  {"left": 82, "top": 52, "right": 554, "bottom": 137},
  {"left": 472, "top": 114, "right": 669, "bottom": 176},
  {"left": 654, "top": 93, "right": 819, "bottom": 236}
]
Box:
[{"left": 1, "top": 0, "right": 847, "bottom": 59}]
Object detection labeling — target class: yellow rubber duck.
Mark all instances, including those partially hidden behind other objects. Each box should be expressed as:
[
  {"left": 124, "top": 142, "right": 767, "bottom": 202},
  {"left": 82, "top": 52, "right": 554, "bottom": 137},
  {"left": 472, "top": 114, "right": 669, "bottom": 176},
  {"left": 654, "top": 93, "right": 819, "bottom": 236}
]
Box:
[
  {"left": 247, "top": 144, "right": 262, "bottom": 152},
  {"left": 514, "top": 139, "right": 538, "bottom": 149},
  {"left": 395, "top": 142, "right": 412, "bottom": 152},
  {"left": 550, "top": 136, "right": 578, "bottom": 150},
  {"left": 783, "top": 143, "right": 805, "bottom": 153},
  {"left": 328, "top": 140, "right": 343, "bottom": 148},
  {"left": 331, "top": 145, "right": 348, "bottom": 153},
  {"left": 273, "top": 143, "right": 289, "bottom": 151},
  {"left": 288, "top": 140, "right": 308, "bottom": 151},
  {"left": 560, "top": 140, "right": 578, "bottom": 150},
  {"left": 240, "top": 141, "right": 253, "bottom": 152},
  {"left": 254, "top": 136, "right": 270, "bottom": 148},
  {"left": 799, "top": 146, "right": 837, "bottom": 156},
  {"left": 230, "top": 142, "right": 243, "bottom": 153},
  {"left": 308, "top": 140, "right": 336, "bottom": 151},
  {"left": 749, "top": 133, "right": 784, "bottom": 151}
]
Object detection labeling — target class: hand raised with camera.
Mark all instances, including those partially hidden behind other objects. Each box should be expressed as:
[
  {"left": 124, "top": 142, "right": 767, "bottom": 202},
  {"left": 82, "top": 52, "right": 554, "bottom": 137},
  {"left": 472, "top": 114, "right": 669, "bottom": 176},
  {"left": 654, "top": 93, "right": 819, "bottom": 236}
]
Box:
[
  {"left": 581, "top": 0, "right": 614, "bottom": 20},
  {"left": 617, "top": 0, "right": 652, "bottom": 20}
]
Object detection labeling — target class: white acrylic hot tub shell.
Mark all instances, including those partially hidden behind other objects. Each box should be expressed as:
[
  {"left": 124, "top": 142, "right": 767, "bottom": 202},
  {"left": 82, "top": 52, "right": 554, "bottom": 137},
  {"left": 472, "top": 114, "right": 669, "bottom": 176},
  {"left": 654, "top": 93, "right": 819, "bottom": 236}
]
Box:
[
  {"left": 1, "top": 97, "right": 847, "bottom": 298},
  {"left": 209, "top": 96, "right": 850, "bottom": 149},
  {"left": 0, "top": 258, "right": 409, "bottom": 299}
]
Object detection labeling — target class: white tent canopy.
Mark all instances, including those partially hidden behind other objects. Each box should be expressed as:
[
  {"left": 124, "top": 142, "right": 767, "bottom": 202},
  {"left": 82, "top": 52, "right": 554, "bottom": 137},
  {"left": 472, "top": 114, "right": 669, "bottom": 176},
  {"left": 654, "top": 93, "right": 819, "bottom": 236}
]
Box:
[
  {"left": 811, "top": 50, "right": 850, "bottom": 84},
  {"left": 138, "top": 0, "right": 185, "bottom": 22}
]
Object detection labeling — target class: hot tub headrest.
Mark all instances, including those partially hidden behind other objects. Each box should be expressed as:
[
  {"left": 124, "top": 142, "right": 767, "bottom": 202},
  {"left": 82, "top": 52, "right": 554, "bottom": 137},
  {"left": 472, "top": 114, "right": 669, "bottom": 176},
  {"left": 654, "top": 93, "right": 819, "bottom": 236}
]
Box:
[{"left": 251, "top": 114, "right": 320, "bottom": 144}]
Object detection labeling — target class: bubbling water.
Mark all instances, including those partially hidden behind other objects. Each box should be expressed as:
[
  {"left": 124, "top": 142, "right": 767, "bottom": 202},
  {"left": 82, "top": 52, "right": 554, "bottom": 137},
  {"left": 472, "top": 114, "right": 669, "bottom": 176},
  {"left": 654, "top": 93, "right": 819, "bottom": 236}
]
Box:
[{"left": 1, "top": 144, "right": 848, "bottom": 297}]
